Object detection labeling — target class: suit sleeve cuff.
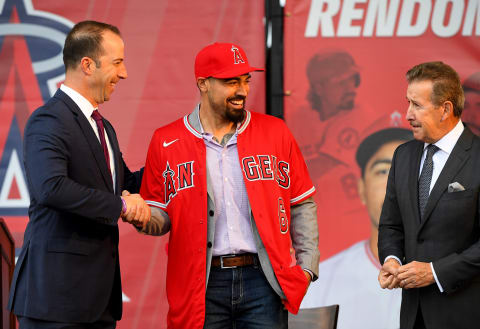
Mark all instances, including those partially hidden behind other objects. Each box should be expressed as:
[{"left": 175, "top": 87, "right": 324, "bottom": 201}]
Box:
[
  {"left": 385, "top": 255, "right": 402, "bottom": 265},
  {"left": 430, "top": 262, "right": 444, "bottom": 292}
]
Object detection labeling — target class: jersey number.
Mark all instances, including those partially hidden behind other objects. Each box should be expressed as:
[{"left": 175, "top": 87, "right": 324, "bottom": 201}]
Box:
[{"left": 278, "top": 197, "right": 288, "bottom": 234}]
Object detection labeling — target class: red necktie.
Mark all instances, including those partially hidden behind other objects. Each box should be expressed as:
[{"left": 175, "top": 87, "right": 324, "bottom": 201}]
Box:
[{"left": 91, "top": 110, "right": 111, "bottom": 173}]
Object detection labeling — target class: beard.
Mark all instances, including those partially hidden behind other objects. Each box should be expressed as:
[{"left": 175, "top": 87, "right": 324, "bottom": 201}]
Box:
[
  {"left": 225, "top": 107, "right": 245, "bottom": 123},
  {"left": 226, "top": 96, "right": 246, "bottom": 123},
  {"left": 209, "top": 95, "right": 246, "bottom": 124},
  {"left": 337, "top": 92, "right": 356, "bottom": 111},
  {"left": 226, "top": 110, "right": 245, "bottom": 123}
]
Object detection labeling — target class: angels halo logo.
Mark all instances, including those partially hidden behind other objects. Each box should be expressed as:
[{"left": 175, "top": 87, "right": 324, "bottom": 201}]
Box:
[{"left": 0, "top": 0, "right": 73, "bottom": 215}]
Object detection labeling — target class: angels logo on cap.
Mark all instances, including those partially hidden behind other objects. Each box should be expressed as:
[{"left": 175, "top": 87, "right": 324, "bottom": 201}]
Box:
[
  {"left": 195, "top": 42, "right": 264, "bottom": 79},
  {"left": 231, "top": 46, "right": 245, "bottom": 64}
]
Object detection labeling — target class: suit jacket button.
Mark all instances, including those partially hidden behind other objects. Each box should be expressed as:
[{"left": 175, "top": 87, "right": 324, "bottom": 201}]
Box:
[
  {"left": 209, "top": 210, "right": 214, "bottom": 216},
  {"left": 207, "top": 241, "right": 212, "bottom": 248}
]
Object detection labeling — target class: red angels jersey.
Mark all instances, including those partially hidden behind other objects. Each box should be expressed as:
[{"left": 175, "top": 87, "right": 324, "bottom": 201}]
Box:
[{"left": 140, "top": 110, "right": 315, "bottom": 328}]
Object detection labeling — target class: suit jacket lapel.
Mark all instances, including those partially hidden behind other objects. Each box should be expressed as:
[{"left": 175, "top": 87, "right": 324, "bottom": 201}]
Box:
[
  {"left": 55, "top": 90, "right": 114, "bottom": 193},
  {"left": 409, "top": 141, "right": 424, "bottom": 224},
  {"left": 418, "top": 128, "right": 473, "bottom": 233}
]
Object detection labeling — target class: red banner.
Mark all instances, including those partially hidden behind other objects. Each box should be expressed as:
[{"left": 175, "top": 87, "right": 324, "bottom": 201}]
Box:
[
  {"left": 0, "top": 0, "right": 265, "bottom": 327},
  {"left": 284, "top": 1, "right": 479, "bottom": 328},
  {"left": 285, "top": 0, "right": 480, "bottom": 261}
]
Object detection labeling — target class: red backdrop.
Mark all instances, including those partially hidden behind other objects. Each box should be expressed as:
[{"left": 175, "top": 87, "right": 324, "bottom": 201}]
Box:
[
  {"left": 2, "top": 0, "right": 480, "bottom": 327},
  {"left": 284, "top": 0, "right": 480, "bottom": 260}
]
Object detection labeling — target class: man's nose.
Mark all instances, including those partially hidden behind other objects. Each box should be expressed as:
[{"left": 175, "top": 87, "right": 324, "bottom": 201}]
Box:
[
  {"left": 236, "top": 82, "right": 249, "bottom": 96},
  {"left": 118, "top": 63, "right": 128, "bottom": 79},
  {"left": 406, "top": 104, "right": 414, "bottom": 121}
]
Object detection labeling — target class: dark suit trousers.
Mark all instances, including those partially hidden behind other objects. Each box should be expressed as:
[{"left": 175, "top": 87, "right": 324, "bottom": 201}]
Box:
[
  {"left": 18, "top": 296, "right": 116, "bottom": 329},
  {"left": 18, "top": 309, "right": 115, "bottom": 329},
  {"left": 413, "top": 306, "right": 426, "bottom": 329}
]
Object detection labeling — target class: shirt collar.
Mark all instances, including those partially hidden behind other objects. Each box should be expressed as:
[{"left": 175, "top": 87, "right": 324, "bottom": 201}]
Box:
[
  {"left": 60, "top": 84, "right": 97, "bottom": 119},
  {"left": 188, "top": 104, "right": 202, "bottom": 132},
  {"left": 195, "top": 105, "right": 206, "bottom": 134},
  {"left": 427, "top": 119, "right": 464, "bottom": 155}
]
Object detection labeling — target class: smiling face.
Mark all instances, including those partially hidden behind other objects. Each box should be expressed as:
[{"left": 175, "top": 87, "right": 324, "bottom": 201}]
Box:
[
  {"left": 205, "top": 74, "right": 251, "bottom": 123},
  {"left": 89, "top": 30, "right": 127, "bottom": 107},
  {"left": 406, "top": 80, "right": 446, "bottom": 143}
]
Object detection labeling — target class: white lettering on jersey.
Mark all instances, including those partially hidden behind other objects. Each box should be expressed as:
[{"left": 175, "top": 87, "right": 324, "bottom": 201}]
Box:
[
  {"left": 163, "top": 160, "right": 195, "bottom": 204},
  {"left": 241, "top": 155, "right": 291, "bottom": 189}
]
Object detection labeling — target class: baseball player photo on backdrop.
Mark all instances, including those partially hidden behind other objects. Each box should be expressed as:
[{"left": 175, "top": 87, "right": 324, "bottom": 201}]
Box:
[{"left": 290, "top": 50, "right": 364, "bottom": 177}]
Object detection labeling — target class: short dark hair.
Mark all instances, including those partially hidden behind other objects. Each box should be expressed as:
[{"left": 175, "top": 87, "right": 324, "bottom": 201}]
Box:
[
  {"left": 63, "top": 20, "right": 120, "bottom": 71},
  {"left": 356, "top": 128, "right": 412, "bottom": 177},
  {"left": 406, "top": 61, "right": 464, "bottom": 117}
]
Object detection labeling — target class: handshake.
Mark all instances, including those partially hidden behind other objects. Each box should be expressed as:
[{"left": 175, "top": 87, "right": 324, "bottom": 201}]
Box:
[{"left": 120, "top": 190, "right": 151, "bottom": 229}]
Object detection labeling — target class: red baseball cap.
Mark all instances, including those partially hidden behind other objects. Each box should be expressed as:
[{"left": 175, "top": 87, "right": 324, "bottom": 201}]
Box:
[{"left": 194, "top": 42, "right": 264, "bottom": 79}]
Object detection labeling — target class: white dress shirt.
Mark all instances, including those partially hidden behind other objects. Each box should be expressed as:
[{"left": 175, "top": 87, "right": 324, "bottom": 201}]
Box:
[
  {"left": 419, "top": 120, "right": 464, "bottom": 192},
  {"left": 60, "top": 84, "right": 116, "bottom": 190}
]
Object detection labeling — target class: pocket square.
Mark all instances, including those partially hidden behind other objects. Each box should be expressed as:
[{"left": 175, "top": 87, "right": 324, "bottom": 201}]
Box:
[{"left": 448, "top": 182, "right": 465, "bottom": 193}]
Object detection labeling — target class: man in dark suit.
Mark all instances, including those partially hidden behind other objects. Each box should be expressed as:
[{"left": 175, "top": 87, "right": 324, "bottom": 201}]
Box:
[
  {"left": 8, "top": 21, "right": 150, "bottom": 328},
  {"left": 378, "top": 61, "right": 480, "bottom": 329}
]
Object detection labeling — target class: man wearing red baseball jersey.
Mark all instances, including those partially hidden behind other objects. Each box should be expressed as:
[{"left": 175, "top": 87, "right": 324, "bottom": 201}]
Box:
[{"left": 138, "top": 42, "right": 319, "bottom": 328}]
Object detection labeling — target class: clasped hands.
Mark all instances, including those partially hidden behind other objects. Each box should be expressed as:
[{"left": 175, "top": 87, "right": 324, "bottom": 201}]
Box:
[
  {"left": 121, "top": 190, "right": 151, "bottom": 229},
  {"left": 378, "top": 258, "right": 435, "bottom": 290}
]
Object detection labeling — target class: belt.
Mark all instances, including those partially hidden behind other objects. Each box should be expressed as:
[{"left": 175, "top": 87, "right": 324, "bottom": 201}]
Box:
[{"left": 211, "top": 253, "right": 259, "bottom": 269}]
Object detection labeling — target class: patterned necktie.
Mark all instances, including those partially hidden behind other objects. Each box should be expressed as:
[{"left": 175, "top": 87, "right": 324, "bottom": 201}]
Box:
[
  {"left": 91, "top": 109, "right": 111, "bottom": 174},
  {"left": 418, "top": 144, "right": 439, "bottom": 218}
]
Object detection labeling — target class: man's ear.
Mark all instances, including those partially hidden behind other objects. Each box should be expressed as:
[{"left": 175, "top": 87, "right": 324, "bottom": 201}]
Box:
[
  {"left": 80, "top": 57, "right": 95, "bottom": 75},
  {"left": 197, "top": 77, "right": 209, "bottom": 93},
  {"left": 440, "top": 101, "right": 454, "bottom": 121}
]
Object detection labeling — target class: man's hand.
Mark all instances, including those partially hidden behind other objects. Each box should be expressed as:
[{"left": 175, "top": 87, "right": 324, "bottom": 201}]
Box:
[
  {"left": 281, "top": 270, "right": 313, "bottom": 309},
  {"left": 303, "top": 269, "right": 313, "bottom": 293},
  {"left": 303, "top": 270, "right": 312, "bottom": 285},
  {"left": 121, "top": 190, "right": 151, "bottom": 229},
  {"left": 379, "top": 258, "right": 401, "bottom": 289},
  {"left": 396, "top": 261, "right": 435, "bottom": 289}
]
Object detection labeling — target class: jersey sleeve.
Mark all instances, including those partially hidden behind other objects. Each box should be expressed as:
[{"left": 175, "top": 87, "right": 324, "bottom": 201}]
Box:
[
  {"left": 140, "top": 130, "right": 167, "bottom": 210},
  {"left": 285, "top": 124, "right": 316, "bottom": 205}
]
